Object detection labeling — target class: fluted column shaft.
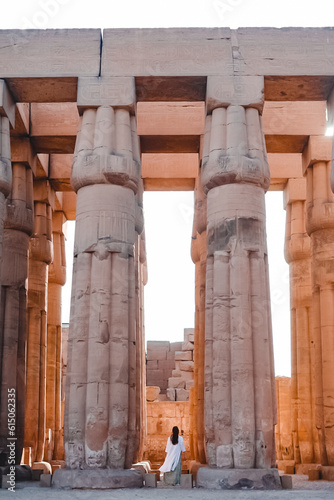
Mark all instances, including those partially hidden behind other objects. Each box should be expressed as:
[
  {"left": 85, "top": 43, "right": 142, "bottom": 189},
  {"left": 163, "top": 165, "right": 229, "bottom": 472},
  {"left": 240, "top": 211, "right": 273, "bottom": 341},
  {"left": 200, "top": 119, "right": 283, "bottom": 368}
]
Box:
[
  {"left": 65, "top": 104, "right": 142, "bottom": 469},
  {"left": 45, "top": 211, "right": 66, "bottom": 463},
  {"left": 0, "top": 161, "right": 33, "bottom": 464},
  {"left": 24, "top": 182, "right": 53, "bottom": 464},
  {"left": 305, "top": 140, "right": 334, "bottom": 465},
  {"left": 191, "top": 174, "right": 207, "bottom": 464},
  {"left": 284, "top": 179, "right": 315, "bottom": 463},
  {"left": 202, "top": 79, "right": 276, "bottom": 469}
]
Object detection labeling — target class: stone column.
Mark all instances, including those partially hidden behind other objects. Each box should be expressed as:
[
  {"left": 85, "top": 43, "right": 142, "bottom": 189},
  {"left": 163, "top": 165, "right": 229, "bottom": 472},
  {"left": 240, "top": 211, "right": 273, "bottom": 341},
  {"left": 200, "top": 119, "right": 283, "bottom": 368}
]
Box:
[
  {"left": 24, "top": 180, "right": 53, "bottom": 466},
  {"left": 45, "top": 211, "right": 66, "bottom": 464},
  {"left": 201, "top": 77, "right": 276, "bottom": 470},
  {"left": 191, "top": 174, "right": 207, "bottom": 464},
  {"left": 0, "top": 159, "right": 33, "bottom": 465},
  {"left": 63, "top": 77, "right": 143, "bottom": 481},
  {"left": 304, "top": 136, "right": 334, "bottom": 466},
  {"left": 284, "top": 177, "right": 316, "bottom": 464},
  {"left": 275, "top": 377, "right": 293, "bottom": 462}
]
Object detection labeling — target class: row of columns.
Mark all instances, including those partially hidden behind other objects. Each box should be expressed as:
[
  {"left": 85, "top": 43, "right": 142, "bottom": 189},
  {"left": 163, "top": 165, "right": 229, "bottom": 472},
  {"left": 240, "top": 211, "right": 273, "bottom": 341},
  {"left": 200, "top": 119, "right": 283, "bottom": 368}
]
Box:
[
  {"left": 0, "top": 80, "right": 67, "bottom": 468},
  {"left": 284, "top": 136, "right": 334, "bottom": 466}
]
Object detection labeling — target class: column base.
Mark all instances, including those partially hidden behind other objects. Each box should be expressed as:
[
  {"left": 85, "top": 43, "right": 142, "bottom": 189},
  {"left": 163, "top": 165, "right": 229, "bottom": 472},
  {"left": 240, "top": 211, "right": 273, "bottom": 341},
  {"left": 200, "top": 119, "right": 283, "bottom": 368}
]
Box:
[
  {"left": 196, "top": 467, "right": 282, "bottom": 490},
  {"left": 52, "top": 468, "right": 143, "bottom": 489}
]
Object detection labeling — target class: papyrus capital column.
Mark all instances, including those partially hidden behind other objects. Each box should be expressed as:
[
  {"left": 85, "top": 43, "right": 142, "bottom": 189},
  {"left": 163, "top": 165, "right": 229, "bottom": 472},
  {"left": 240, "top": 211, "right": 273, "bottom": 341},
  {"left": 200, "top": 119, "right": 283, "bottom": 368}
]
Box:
[
  {"left": 303, "top": 136, "right": 334, "bottom": 465},
  {"left": 46, "top": 210, "right": 66, "bottom": 464},
  {"left": 65, "top": 77, "right": 143, "bottom": 475},
  {"left": 25, "top": 179, "right": 53, "bottom": 465},
  {"left": 284, "top": 177, "right": 315, "bottom": 464},
  {"left": 201, "top": 76, "right": 275, "bottom": 470}
]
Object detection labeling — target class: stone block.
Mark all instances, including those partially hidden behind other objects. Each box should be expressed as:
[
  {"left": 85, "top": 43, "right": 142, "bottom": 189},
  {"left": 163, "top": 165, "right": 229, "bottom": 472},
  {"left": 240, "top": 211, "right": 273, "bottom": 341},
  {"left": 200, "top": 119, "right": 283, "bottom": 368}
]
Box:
[
  {"left": 280, "top": 475, "right": 293, "bottom": 489},
  {"left": 144, "top": 473, "right": 157, "bottom": 487},
  {"left": 206, "top": 76, "right": 264, "bottom": 113},
  {"left": 179, "top": 361, "right": 194, "bottom": 372},
  {"left": 147, "top": 350, "right": 167, "bottom": 361},
  {"left": 146, "top": 386, "right": 160, "bottom": 402},
  {"left": 182, "top": 341, "right": 194, "bottom": 351},
  {"left": 175, "top": 351, "right": 193, "bottom": 361},
  {"left": 77, "top": 76, "right": 135, "bottom": 112},
  {"left": 186, "top": 380, "right": 194, "bottom": 390},
  {"left": 184, "top": 328, "right": 194, "bottom": 341},
  {"left": 52, "top": 469, "right": 143, "bottom": 489},
  {"left": 196, "top": 468, "right": 282, "bottom": 490},
  {"left": 308, "top": 469, "right": 320, "bottom": 481},
  {"left": 172, "top": 369, "right": 182, "bottom": 377},
  {"left": 147, "top": 360, "right": 158, "bottom": 370},
  {"left": 321, "top": 466, "right": 334, "bottom": 481},
  {"left": 40, "top": 474, "right": 52, "bottom": 487},
  {"left": 294, "top": 463, "right": 320, "bottom": 475},
  {"left": 158, "top": 359, "right": 174, "bottom": 370},
  {"left": 169, "top": 342, "right": 183, "bottom": 352},
  {"left": 0, "top": 29, "right": 101, "bottom": 77},
  {"left": 175, "top": 388, "right": 189, "bottom": 401},
  {"left": 166, "top": 388, "right": 176, "bottom": 401},
  {"left": 284, "top": 465, "right": 295, "bottom": 475},
  {"left": 102, "top": 28, "right": 233, "bottom": 77},
  {"left": 31, "top": 469, "right": 44, "bottom": 481},
  {"left": 181, "top": 473, "right": 193, "bottom": 489},
  {"left": 168, "top": 377, "right": 186, "bottom": 389}
]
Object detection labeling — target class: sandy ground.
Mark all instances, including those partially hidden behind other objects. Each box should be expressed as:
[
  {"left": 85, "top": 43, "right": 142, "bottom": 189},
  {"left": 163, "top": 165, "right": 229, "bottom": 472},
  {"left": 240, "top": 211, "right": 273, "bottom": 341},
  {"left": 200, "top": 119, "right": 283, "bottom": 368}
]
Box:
[{"left": 1, "top": 475, "right": 334, "bottom": 499}]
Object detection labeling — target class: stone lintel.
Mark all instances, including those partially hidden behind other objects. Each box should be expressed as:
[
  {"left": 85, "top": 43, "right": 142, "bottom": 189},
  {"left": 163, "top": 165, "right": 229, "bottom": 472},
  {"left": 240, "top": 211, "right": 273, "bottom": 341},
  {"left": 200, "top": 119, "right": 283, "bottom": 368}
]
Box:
[
  {"left": 77, "top": 77, "right": 136, "bottom": 114},
  {"left": 283, "top": 177, "right": 307, "bottom": 208},
  {"left": 49, "top": 154, "right": 73, "bottom": 192},
  {"left": 36, "top": 154, "right": 49, "bottom": 179},
  {"left": 196, "top": 467, "right": 282, "bottom": 490},
  {"left": 33, "top": 179, "right": 55, "bottom": 209},
  {"left": 302, "top": 135, "right": 332, "bottom": 174},
  {"left": 0, "top": 29, "right": 101, "bottom": 77},
  {"left": 52, "top": 468, "right": 143, "bottom": 489},
  {"left": 206, "top": 76, "right": 264, "bottom": 113},
  {"left": 0, "top": 79, "right": 15, "bottom": 127}
]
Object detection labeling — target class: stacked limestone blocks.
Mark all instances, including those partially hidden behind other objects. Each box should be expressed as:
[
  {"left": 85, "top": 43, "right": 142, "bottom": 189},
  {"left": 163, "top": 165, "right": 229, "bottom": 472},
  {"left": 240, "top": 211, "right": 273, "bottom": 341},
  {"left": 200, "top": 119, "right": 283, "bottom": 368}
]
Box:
[
  {"left": 304, "top": 136, "right": 334, "bottom": 466},
  {"left": 65, "top": 93, "right": 146, "bottom": 469},
  {"left": 145, "top": 401, "right": 190, "bottom": 466},
  {"left": 146, "top": 340, "right": 182, "bottom": 395},
  {"left": 201, "top": 76, "right": 276, "bottom": 469},
  {"left": 167, "top": 329, "right": 195, "bottom": 402}
]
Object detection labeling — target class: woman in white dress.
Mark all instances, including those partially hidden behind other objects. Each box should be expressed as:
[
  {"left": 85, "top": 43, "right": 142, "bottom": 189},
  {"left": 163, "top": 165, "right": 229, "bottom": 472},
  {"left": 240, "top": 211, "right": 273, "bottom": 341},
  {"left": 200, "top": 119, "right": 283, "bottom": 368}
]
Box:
[{"left": 159, "top": 426, "right": 186, "bottom": 485}]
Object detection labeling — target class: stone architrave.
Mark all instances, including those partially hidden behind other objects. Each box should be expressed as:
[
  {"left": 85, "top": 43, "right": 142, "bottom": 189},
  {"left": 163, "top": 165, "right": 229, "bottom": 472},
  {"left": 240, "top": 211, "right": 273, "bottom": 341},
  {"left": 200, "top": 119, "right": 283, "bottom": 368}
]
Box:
[
  {"left": 45, "top": 211, "right": 66, "bottom": 463},
  {"left": 0, "top": 160, "right": 34, "bottom": 465},
  {"left": 202, "top": 76, "right": 276, "bottom": 469},
  {"left": 304, "top": 136, "right": 334, "bottom": 465},
  {"left": 65, "top": 84, "right": 144, "bottom": 472},
  {"left": 284, "top": 177, "right": 316, "bottom": 464},
  {"left": 24, "top": 180, "right": 53, "bottom": 465}
]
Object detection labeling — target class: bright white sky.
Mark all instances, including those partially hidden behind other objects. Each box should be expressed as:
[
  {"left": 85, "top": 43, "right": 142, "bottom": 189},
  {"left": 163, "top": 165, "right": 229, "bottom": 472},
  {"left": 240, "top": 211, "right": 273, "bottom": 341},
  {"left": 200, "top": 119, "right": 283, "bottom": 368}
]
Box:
[{"left": 2, "top": 0, "right": 334, "bottom": 376}]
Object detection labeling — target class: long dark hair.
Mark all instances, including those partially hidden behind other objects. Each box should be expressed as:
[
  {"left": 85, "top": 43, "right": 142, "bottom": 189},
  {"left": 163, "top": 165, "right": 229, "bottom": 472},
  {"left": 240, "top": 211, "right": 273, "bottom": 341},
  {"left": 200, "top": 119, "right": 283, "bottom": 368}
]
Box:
[{"left": 171, "top": 426, "right": 179, "bottom": 445}]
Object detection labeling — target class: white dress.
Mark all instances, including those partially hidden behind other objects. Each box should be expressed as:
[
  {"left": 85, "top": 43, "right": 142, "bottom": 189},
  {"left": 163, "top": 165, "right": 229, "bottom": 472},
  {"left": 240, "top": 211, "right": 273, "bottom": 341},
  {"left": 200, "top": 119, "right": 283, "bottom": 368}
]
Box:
[{"left": 159, "top": 435, "right": 186, "bottom": 472}]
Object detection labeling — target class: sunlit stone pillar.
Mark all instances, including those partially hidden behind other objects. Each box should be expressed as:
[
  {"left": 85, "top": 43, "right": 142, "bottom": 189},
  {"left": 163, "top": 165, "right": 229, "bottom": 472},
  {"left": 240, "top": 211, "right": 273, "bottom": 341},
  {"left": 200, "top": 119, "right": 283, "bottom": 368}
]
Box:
[
  {"left": 0, "top": 157, "right": 33, "bottom": 465},
  {"left": 284, "top": 177, "right": 316, "bottom": 464},
  {"left": 45, "top": 211, "right": 66, "bottom": 464},
  {"left": 275, "top": 377, "right": 293, "bottom": 462},
  {"left": 304, "top": 136, "right": 334, "bottom": 466},
  {"left": 24, "top": 180, "right": 53, "bottom": 465},
  {"left": 191, "top": 174, "right": 207, "bottom": 464},
  {"left": 61, "top": 77, "right": 143, "bottom": 486},
  {"left": 200, "top": 77, "right": 276, "bottom": 471}
]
